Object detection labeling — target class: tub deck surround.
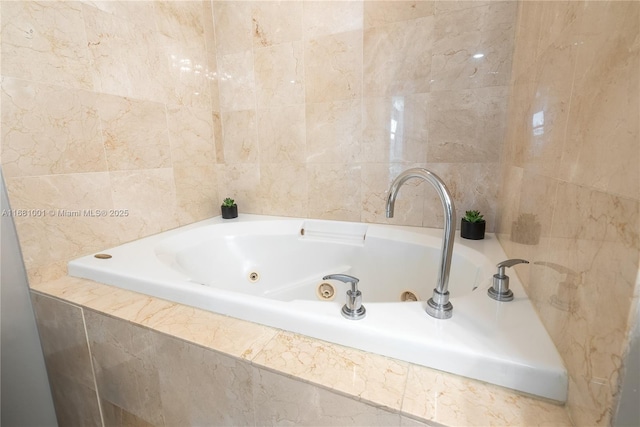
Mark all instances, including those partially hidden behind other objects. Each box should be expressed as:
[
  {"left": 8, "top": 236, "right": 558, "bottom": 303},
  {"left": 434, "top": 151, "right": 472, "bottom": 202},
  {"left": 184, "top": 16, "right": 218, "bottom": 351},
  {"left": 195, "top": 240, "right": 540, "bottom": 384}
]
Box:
[
  {"left": 30, "top": 277, "right": 572, "bottom": 426},
  {"left": 67, "top": 214, "right": 567, "bottom": 402}
]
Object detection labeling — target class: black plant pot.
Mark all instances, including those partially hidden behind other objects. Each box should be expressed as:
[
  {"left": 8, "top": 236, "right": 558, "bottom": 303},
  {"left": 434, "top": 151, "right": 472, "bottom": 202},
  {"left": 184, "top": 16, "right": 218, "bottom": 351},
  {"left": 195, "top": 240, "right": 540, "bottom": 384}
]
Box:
[
  {"left": 461, "top": 219, "right": 485, "bottom": 240},
  {"left": 221, "top": 205, "right": 238, "bottom": 219}
]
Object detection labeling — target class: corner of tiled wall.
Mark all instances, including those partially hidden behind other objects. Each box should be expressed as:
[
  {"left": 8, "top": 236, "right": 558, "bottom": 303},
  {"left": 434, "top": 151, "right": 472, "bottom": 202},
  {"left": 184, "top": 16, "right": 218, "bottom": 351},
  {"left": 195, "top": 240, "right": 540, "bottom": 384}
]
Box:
[{"left": 497, "top": 1, "right": 640, "bottom": 425}]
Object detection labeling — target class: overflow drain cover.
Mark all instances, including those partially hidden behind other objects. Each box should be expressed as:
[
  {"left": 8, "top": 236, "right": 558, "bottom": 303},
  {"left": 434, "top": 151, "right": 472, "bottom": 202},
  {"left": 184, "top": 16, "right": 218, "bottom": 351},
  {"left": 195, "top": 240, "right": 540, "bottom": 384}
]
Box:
[
  {"left": 248, "top": 272, "right": 260, "bottom": 283},
  {"left": 94, "top": 253, "right": 112, "bottom": 259}
]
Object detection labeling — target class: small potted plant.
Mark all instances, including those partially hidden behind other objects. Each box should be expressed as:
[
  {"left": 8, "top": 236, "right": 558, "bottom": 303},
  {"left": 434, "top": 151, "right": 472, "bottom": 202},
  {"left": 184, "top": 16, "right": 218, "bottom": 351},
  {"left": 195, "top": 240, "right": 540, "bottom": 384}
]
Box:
[
  {"left": 221, "top": 197, "right": 238, "bottom": 219},
  {"left": 461, "top": 210, "right": 485, "bottom": 240}
]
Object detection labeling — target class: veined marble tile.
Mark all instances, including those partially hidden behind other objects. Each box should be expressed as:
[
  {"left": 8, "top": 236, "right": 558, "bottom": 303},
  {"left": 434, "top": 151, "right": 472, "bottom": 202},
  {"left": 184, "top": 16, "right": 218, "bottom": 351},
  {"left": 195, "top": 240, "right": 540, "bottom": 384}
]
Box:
[
  {"left": 254, "top": 41, "right": 305, "bottom": 107},
  {"left": 253, "top": 367, "right": 401, "bottom": 426},
  {"left": 402, "top": 364, "right": 571, "bottom": 426},
  {"left": 302, "top": 1, "right": 363, "bottom": 38},
  {"left": 221, "top": 110, "right": 259, "bottom": 164},
  {"left": 252, "top": 331, "right": 408, "bottom": 411},
  {"left": 109, "top": 168, "right": 179, "bottom": 243},
  {"left": 1, "top": 78, "right": 107, "bottom": 178},
  {"left": 257, "top": 105, "right": 306, "bottom": 163},
  {"left": 1, "top": 1, "right": 93, "bottom": 89},
  {"left": 306, "top": 100, "right": 362, "bottom": 164},
  {"left": 258, "top": 163, "right": 308, "bottom": 218},
  {"left": 363, "top": 16, "right": 433, "bottom": 97},
  {"left": 84, "top": 309, "right": 164, "bottom": 426},
  {"left": 166, "top": 105, "right": 216, "bottom": 168},
  {"left": 252, "top": 1, "right": 303, "bottom": 48},
  {"left": 364, "top": 1, "right": 435, "bottom": 28},
  {"left": 305, "top": 31, "right": 363, "bottom": 103},
  {"left": 30, "top": 293, "right": 102, "bottom": 426},
  {"left": 218, "top": 50, "right": 256, "bottom": 112},
  {"left": 82, "top": 4, "right": 170, "bottom": 104},
  {"left": 174, "top": 164, "right": 218, "bottom": 226},
  {"left": 212, "top": 1, "right": 253, "bottom": 56},
  {"left": 431, "top": 1, "right": 516, "bottom": 91},
  {"left": 559, "top": 1, "right": 639, "bottom": 200},
  {"left": 307, "top": 163, "right": 362, "bottom": 221},
  {"left": 362, "top": 95, "right": 429, "bottom": 163},
  {"left": 5, "top": 173, "right": 119, "bottom": 275},
  {"left": 155, "top": 332, "right": 255, "bottom": 426},
  {"left": 427, "top": 86, "right": 508, "bottom": 163},
  {"left": 153, "top": 1, "right": 204, "bottom": 42},
  {"left": 96, "top": 94, "right": 171, "bottom": 171}
]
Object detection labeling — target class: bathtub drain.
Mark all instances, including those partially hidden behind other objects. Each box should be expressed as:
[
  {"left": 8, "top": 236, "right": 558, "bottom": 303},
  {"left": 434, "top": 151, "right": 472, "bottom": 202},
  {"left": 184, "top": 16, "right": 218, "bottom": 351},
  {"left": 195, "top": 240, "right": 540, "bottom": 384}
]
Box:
[
  {"left": 400, "top": 290, "right": 419, "bottom": 302},
  {"left": 248, "top": 272, "right": 260, "bottom": 283},
  {"left": 316, "top": 282, "right": 335, "bottom": 301}
]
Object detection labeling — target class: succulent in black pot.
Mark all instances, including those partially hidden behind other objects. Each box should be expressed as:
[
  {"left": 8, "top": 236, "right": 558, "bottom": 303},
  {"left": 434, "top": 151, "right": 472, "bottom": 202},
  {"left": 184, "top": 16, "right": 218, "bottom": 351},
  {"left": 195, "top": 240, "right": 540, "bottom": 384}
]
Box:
[
  {"left": 461, "top": 210, "right": 485, "bottom": 240},
  {"left": 221, "top": 198, "right": 238, "bottom": 219}
]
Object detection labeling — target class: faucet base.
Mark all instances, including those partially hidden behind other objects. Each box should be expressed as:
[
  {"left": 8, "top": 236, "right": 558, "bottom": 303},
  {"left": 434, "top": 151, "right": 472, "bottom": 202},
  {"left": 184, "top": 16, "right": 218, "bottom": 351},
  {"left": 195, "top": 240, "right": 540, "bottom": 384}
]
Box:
[
  {"left": 426, "top": 298, "right": 453, "bottom": 319},
  {"left": 488, "top": 287, "right": 514, "bottom": 302},
  {"left": 342, "top": 304, "right": 366, "bottom": 320}
]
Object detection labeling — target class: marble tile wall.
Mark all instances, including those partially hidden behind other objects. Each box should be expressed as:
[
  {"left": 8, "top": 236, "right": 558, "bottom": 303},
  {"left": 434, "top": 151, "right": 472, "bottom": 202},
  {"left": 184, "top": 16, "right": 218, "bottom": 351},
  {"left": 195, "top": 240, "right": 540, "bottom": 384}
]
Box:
[
  {"left": 0, "top": 1, "right": 517, "bottom": 284},
  {"left": 496, "top": 1, "right": 640, "bottom": 426}
]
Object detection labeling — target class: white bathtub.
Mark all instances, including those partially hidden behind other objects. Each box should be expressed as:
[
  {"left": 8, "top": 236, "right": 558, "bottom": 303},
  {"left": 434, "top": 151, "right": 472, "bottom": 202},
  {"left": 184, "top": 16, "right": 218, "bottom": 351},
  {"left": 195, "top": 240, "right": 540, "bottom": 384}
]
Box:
[{"left": 68, "top": 214, "right": 568, "bottom": 402}]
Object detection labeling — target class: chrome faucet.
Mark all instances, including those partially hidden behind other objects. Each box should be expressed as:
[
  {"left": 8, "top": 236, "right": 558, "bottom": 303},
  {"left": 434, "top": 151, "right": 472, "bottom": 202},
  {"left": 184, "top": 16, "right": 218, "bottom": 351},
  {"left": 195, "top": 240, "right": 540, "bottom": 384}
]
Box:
[{"left": 385, "top": 168, "right": 456, "bottom": 319}]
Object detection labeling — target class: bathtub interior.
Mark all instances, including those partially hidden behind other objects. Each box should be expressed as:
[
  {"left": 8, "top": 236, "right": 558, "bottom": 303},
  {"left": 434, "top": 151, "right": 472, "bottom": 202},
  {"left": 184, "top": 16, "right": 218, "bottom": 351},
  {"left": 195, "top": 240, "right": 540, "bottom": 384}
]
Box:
[{"left": 155, "top": 220, "right": 491, "bottom": 303}]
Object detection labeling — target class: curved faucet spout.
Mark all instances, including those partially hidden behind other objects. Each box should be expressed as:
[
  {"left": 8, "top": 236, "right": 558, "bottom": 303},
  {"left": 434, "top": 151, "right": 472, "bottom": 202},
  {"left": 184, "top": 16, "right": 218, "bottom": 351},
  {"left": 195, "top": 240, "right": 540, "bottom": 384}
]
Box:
[{"left": 385, "top": 168, "right": 456, "bottom": 319}]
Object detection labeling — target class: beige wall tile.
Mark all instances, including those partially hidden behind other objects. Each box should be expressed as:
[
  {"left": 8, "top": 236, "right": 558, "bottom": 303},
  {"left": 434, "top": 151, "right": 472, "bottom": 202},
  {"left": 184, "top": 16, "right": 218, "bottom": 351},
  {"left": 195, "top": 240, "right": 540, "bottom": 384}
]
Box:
[
  {"left": 167, "top": 105, "right": 216, "bottom": 167},
  {"left": 174, "top": 164, "right": 218, "bottom": 226},
  {"left": 559, "top": 2, "right": 639, "bottom": 200},
  {"left": 362, "top": 95, "right": 429, "bottom": 163},
  {"left": 402, "top": 364, "right": 571, "bottom": 426},
  {"left": 1, "top": 1, "right": 93, "bottom": 89},
  {"left": 497, "top": 2, "right": 640, "bottom": 425},
  {"left": 110, "top": 169, "right": 179, "bottom": 242},
  {"left": 364, "top": 16, "right": 433, "bottom": 97},
  {"left": 306, "top": 100, "right": 362, "bottom": 164},
  {"left": 254, "top": 41, "right": 304, "bottom": 107},
  {"left": 1, "top": 78, "right": 107, "bottom": 178},
  {"left": 427, "top": 87, "right": 508, "bottom": 163},
  {"left": 252, "top": 1, "right": 303, "bottom": 48},
  {"left": 6, "top": 173, "right": 118, "bottom": 275},
  {"left": 257, "top": 105, "right": 306, "bottom": 163},
  {"left": 431, "top": 2, "right": 516, "bottom": 91},
  {"left": 258, "top": 163, "right": 308, "bottom": 218},
  {"left": 82, "top": 3, "right": 170, "bottom": 104},
  {"left": 218, "top": 50, "right": 256, "bottom": 112},
  {"left": 212, "top": 1, "right": 253, "bottom": 56},
  {"left": 253, "top": 367, "right": 401, "bottom": 425},
  {"left": 364, "top": 1, "right": 435, "bottom": 28},
  {"left": 97, "top": 94, "right": 171, "bottom": 171},
  {"left": 305, "top": 31, "right": 362, "bottom": 103},
  {"left": 84, "top": 309, "right": 164, "bottom": 426},
  {"left": 220, "top": 110, "right": 259, "bottom": 164},
  {"left": 155, "top": 329, "right": 255, "bottom": 426},
  {"left": 303, "top": 1, "right": 363, "bottom": 38},
  {"left": 307, "top": 163, "right": 362, "bottom": 221},
  {"left": 252, "top": 331, "right": 408, "bottom": 411},
  {"left": 30, "top": 293, "right": 102, "bottom": 426}
]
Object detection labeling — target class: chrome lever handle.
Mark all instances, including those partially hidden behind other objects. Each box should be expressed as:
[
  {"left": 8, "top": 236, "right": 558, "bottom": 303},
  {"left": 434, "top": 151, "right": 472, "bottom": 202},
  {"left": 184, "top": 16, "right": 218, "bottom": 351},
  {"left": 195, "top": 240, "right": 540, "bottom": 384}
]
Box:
[
  {"left": 489, "top": 259, "right": 529, "bottom": 302},
  {"left": 496, "top": 258, "right": 529, "bottom": 277},
  {"left": 322, "top": 274, "right": 360, "bottom": 293}
]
